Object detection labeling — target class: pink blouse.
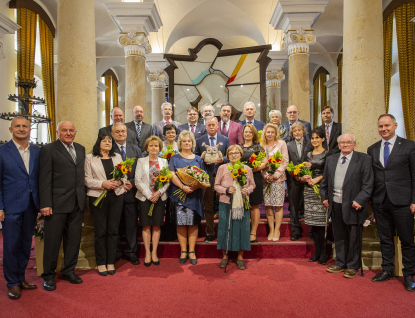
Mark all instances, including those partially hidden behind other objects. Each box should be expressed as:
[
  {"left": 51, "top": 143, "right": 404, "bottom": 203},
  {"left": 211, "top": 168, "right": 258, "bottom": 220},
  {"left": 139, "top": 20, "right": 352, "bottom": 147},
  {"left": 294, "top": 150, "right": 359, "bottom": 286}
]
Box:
[
  {"left": 261, "top": 140, "right": 289, "bottom": 182},
  {"left": 214, "top": 163, "right": 256, "bottom": 204}
]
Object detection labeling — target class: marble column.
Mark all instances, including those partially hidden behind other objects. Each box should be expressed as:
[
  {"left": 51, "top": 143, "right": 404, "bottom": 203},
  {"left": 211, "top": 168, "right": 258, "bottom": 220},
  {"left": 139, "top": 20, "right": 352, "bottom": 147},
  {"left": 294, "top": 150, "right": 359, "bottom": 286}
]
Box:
[
  {"left": 266, "top": 69, "right": 285, "bottom": 111},
  {"left": 147, "top": 70, "right": 167, "bottom": 124},
  {"left": 342, "top": 0, "right": 384, "bottom": 151},
  {"left": 97, "top": 81, "right": 108, "bottom": 129}
]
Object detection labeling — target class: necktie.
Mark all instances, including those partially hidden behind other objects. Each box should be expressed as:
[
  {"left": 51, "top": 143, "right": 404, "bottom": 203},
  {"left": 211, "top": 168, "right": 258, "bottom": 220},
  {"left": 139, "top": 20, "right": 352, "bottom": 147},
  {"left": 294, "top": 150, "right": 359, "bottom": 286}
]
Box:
[
  {"left": 210, "top": 136, "right": 215, "bottom": 147},
  {"left": 136, "top": 123, "right": 141, "bottom": 140},
  {"left": 120, "top": 145, "right": 126, "bottom": 161},
  {"left": 191, "top": 125, "right": 195, "bottom": 134},
  {"left": 222, "top": 123, "right": 227, "bottom": 135},
  {"left": 326, "top": 125, "right": 330, "bottom": 151},
  {"left": 247, "top": 121, "right": 252, "bottom": 125},
  {"left": 165, "top": 121, "right": 169, "bottom": 125},
  {"left": 341, "top": 156, "right": 346, "bottom": 164},
  {"left": 384, "top": 141, "right": 390, "bottom": 166},
  {"left": 68, "top": 144, "right": 77, "bottom": 163},
  {"left": 296, "top": 142, "right": 302, "bottom": 158}
]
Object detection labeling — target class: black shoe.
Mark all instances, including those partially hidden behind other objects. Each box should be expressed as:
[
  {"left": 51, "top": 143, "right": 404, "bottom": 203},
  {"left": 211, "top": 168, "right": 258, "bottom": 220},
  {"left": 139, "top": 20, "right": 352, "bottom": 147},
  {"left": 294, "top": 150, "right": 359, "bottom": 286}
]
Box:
[
  {"left": 284, "top": 213, "right": 292, "bottom": 218},
  {"left": 62, "top": 272, "right": 83, "bottom": 284},
  {"left": 250, "top": 234, "right": 258, "bottom": 243},
  {"left": 144, "top": 261, "right": 152, "bottom": 267},
  {"left": 204, "top": 235, "right": 214, "bottom": 243},
  {"left": 98, "top": 270, "right": 108, "bottom": 277},
  {"left": 127, "top": 253, "right": 140, "bottom": 265},
  {"left": 308, "top": 254, "right": 319, "bottom": 262},
  {"left": 404, "top": 275, "right": 415, "bottom": 291},
  {"left": 43, "top": 279, "right": 56, "bottom": 291},
  {"left": 179, "top": 251, "right": 188, "bottom": 264},
  {"left": 372, "top": 271, "right": 396, "bottom": 283},
  {"left": 188, "top": 251, "right": 197, "bottom": 265},
  {"left": 108, "top": 269, "right": 116, "bottom": 275},
  {"left": 290, "top": 233, "right": 302, "bottom": 241},
  {"left": 318, "top": 254, "right": 328, "bottom": 265}
]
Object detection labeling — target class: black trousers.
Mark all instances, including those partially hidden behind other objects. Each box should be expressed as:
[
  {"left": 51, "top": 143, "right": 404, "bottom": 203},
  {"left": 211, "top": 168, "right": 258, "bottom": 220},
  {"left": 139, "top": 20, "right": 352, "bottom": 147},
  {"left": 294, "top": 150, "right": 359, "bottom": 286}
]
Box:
[
  {"left": 332, "top": 202, "right": 361, "bottom": 269},
  {"left": 372, "top": 194, "right": 415, "bottom": 277},
  {"left": 90, "top": 192, "right": 123, "bottom": 265},
  {"left": 120, "top": 199, "right": 139, "bottom": 255},
  {"left": 203, "top": 176, "right": 217, "bottom": 236},
  {"left": 286, "top": 174, "right": 303, "bottom": 235},
  {"left": 42, "top": 206, "right": 84, "bottom": 280}
]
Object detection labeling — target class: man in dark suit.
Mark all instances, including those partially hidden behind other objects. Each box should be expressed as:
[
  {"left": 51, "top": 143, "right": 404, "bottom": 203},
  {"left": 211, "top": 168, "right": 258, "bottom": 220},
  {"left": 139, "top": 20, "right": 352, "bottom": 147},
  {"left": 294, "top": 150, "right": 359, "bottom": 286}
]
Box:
[
  {"left": 194, "top": 116, "right": 230, "bottom": 242},
  {"left": 321, "top": 134, "right": 373, "bottom": 279},
  {"left": 0, "top": 117, "right": 40, "bottom": 300},
  {"left": 177, "top": 106, "right": 207, "bottom": 139},
  {"left": 97, "top": 107, "right": 136, "bottom": 145},
  {"left": 283, "top": 105, "right": 312, "bottom": 141},
  {"left": 217, "top": 103, "right": 243, "bottom": 145},
  {"left": 39, "top": 121, "right": 86, "bottom": 291},
  {"left": 286, "top": 121, "right": 313, "bottom": 240},
  {"left": 319, "top": 106, "right": 341, "bottom": 156},
  {"left": 239, "top": 101, "right": 265, "bottom": 132},
  {"left": 125, "top": 105, "right": 157, "bottom": 153},
  {"left": 152, "top": 102, "right": 181, "bottom": 141},
  {"left": 367, "top": 114, "right": 415, "bottom": 291},
  {"left": 111, "top": 123, "right": 142, "bottom": 265}
]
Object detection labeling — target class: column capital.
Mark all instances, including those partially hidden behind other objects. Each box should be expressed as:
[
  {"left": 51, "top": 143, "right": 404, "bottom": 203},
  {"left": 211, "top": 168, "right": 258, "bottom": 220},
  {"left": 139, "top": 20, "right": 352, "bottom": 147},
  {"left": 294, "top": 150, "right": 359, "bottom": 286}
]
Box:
[
  {"left": 282, "top": 28, "right": 315, "bottom": 56},
  {"left": 119, "top": 31, "right": 151, "bottom": 57},
  {"left": 0, "top": 13, "right": 21, "bottom": 37},
  {"left": 147, "top": 70, "right": 167, "bottom": 89},
  {"left": 266, "top": 69, "right": 285, "bottom": 88}
]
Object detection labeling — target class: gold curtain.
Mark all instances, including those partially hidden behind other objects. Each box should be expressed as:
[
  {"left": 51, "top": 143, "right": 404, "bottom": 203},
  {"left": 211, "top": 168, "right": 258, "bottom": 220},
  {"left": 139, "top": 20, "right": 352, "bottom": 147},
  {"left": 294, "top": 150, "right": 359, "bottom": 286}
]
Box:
[
  {"left": 112, "top": 77, "right": 118, "bottom": 109},
  {"left": 396, "top": 3, "right": 415, "bottom": 140},
  {"left": 39, "top": 17, "right": 56, "bottom": 141},
  {"left": 17, "top": 8, "right": 37, "bottom": 103},
  {"left": 338, "top": 57, "right": 343, "bottom": 123},
  {"left": 313, "top": 77, "right": 319, "bottom": 128},
  {"left": 319, "top": 73, "right": 327, "bottom": 110},
  {"left": 104, "top": 75, "right": 112, "bottom": 126},
  {"left": 383, "top": 13, "right": 394, "bottom": 113}
]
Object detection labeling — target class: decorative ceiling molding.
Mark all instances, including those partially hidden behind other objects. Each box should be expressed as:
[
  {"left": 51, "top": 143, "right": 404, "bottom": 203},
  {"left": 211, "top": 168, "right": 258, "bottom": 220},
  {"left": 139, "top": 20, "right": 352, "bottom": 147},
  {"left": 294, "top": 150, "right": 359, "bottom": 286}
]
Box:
[{"left": 0, "top": 12, "right": 21, "bottom": 36}]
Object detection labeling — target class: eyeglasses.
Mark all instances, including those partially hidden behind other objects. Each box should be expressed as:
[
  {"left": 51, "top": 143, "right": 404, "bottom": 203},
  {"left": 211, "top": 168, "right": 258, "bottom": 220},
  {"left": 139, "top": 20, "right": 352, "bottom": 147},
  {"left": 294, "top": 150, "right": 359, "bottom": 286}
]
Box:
[
  {"left": 287, "top": 111, "right": 298, "bottom": 114},
  {"left": 338, "top": 141, "right": 355, "bottom": 145}
]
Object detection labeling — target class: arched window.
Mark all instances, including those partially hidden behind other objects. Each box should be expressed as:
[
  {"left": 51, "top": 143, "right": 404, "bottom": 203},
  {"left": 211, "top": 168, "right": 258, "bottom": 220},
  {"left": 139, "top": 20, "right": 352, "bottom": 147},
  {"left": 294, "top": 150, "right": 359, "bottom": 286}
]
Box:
[{"left": 100, "top": 69, "right": 119, "bottom": 127}]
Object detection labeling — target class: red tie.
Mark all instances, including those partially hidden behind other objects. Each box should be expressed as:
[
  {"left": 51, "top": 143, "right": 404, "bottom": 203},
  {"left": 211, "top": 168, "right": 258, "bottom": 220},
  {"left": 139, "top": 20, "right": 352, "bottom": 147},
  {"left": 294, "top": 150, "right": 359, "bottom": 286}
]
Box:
[
  {"left": 165, "top": 121, "right": 170, "bottom": 125},
  {"left": 222, "top": 123, "right": 227, "bottom": 135},
  {"left": 191, "top": 125, "right": 195, "bottom": 134}
]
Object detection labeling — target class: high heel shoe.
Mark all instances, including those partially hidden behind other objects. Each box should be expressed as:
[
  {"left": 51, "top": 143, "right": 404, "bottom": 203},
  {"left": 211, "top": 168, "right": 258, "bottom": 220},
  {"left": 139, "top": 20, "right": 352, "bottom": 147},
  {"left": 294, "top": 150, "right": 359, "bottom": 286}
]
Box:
[
  {"left": 267, "top": 233, "right": 274, "bottom": 241},
  {"left": 98, "top": 270, "right": 108, "bottom": 276},
  {"left": 272, "top": 232, "right": 280, "bottom": 241},
  {"left": 250, "top": 234, "right": 258, "bottom": 243},
  {"left": 144, "top": 261, "right": 152, "bottom": 267},
  {"left": 188, "top": 251, "right": 197, "bottom": 265},
  {"left": 152, "top": 255, "right": 160, "bottom": 266},
  {"left": 179, "top": 251, "right": 188, "bottom": 264},
  {"left": 108, "top": 269, "right": 116, "bottom": 275}
]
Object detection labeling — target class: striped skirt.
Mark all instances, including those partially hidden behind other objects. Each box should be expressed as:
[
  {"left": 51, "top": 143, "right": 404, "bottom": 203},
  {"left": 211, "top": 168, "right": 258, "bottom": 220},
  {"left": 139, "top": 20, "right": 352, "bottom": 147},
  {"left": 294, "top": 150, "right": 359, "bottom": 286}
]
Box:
[{"left": 303, "top": 185, "right": 327, "bottom": 227}]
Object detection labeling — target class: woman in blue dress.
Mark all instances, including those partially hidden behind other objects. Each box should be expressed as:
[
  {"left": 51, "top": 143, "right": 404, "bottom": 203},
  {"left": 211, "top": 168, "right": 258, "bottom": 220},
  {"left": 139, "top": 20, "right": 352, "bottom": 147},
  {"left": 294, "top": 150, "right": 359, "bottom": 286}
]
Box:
[{"left": 169, "top": 130, "right": 205, "bottom": 265}]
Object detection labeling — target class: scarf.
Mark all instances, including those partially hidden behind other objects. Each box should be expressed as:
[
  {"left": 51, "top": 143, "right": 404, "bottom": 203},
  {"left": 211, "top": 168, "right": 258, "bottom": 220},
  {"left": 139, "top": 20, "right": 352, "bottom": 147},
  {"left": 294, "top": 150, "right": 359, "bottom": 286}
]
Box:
[{"left": 231, "top": 179, "right": 244, "bottom": 220}]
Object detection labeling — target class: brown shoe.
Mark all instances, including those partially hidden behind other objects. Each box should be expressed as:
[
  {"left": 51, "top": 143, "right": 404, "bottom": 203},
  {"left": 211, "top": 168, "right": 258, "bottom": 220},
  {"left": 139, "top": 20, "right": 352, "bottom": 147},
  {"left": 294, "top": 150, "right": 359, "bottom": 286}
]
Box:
[
  {"left": 237, "top": 259, "right": 246, "bottom": 270},
  {"left": 213, "top": 213, "right": 219, "bottom": 220},
  {"left": 343, "top": 269, "right": 359, "bottom": 278},
  {"left": 218, "top": 258, "right": 228, "bottom": 268},
  {"left": 326, "top": 265, "right": 347, "bottom": 273},
  {"left": 7, "top": 286, "right": 21, "bottom": 300},
  {"left": 20, "top": 280, "right": 37, "bottom": 290}
]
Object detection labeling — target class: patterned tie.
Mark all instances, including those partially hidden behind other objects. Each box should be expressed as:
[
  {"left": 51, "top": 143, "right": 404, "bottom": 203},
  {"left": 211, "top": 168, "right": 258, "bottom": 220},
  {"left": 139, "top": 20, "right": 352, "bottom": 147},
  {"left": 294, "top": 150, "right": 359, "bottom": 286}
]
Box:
[
  {"left": 341, "top": 156, "right": 346, "bottom": 164},
  {"left": 384, "top": 141, "right": 390, "bottom": 166},
  {"left": 68, "top": 144, "right": 77, "bottom": 164},
  {"left": 210, "top": 136, "right": 215, "bottom": 147},
  {"left": 120, "top": 145, "right": 126, "bottom": 161},
  {"left": 136, "top": 122, "right": 141, "bottom": 140},
  {"left": 191, "top": 125, "right": 195, "bottom": 134},
  {"left": 165, "top": 121, "right": 170, "bottom": 125},
  {"left": 296, "top": 142, "right": 302, "bottom": 158},
  {"left": 222, "top": 123, "right": 227, "bottom": 135},
  {"left": 326, "top": 125, "right": 330, "bottom": 151}
]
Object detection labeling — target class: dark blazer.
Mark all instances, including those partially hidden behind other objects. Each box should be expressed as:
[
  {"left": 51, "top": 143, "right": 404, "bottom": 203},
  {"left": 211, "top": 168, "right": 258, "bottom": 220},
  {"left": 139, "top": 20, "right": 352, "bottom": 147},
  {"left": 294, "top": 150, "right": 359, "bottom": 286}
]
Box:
[
  {"left": 0, "top": 141, "right": 40, "bottom": 214},
  {"left": 319, "top": 122, "right": 342, "bottom": 156},
  {"left": 113, "top": 142, "right": 142, "bottom": 203},
  {"left": 178, "top": 122, "right": 207, "bottom": 140},
  {"left": 98, "top": 124, "right": 137, "bottom": 145},
  {"left": 320, "top": 151, "right": 374, "bottom": 225},
  {"left": 283, "top": 120, "right": 312, "bottom": 141},
  {"left": 39, "top": 140, "right": 86, "bottom": 213},
  {"left": 367, "top": 136, "right": 415, "bottom": 205},
  {"left": 286, "top": 138, "right": 313, "bottom": 165},
  {"left": 217, "top": 120, "right": 243, "bottom": 145},
  {"left": 194, "top": 134, "right": 230, "bottom": 179},
  {"left": 239, "top": 119, "right": 265, "bottom": 132},
  {"left": 125, "top": 121, "right": 155, "bottom": 153},
  {"left": 153, "top": 120, "right": 181, "bottom": 141}
]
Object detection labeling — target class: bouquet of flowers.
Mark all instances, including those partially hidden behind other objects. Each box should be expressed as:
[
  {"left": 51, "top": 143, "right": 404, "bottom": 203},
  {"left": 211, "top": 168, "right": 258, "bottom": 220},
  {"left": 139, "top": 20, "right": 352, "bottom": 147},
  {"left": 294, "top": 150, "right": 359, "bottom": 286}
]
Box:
[
  {"left": 265, "top": 151, "right": 283, "bottom": 193},
  {"left": 286, "top": 161, "right": 320, "bottom": 199},
  {"left": 33, "top": 212, "right": 45, "bottom": 239},
  {"left": 243, "top": 151, "right": 266, "bottom": 169},
  {"left": 93, "top": 157, "right": 136, "bottom": 207},
  {"left": 148, "top": 166, "right": 172, "bottom": 216},
  {"left": 227, "top": 160, "right": 250, "bottom": 209},
  {"left": 162, "top": 144, "right": 177, "bottom": 162},
  {"left": 174, "top": 165, "right": 210, "bottom": 201}
]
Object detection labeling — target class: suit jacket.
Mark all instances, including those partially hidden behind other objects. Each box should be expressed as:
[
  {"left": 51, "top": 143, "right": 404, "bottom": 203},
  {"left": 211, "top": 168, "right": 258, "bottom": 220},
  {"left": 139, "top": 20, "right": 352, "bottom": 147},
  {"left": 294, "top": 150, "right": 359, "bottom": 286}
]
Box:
[
  {"left": 113, "top": 142, "right": 142, "bottom": 202},
  {"left": 134, "top": 157, "right": 170, "bottom": 201},
  {"left": 98, "top": 124, "right": 137, "bottom": 145},
  {"left": 367, "top": 136, "right": 415, "bottom": 205},
  {"left": 125, "top": 121, "right": 155, "bottom": 153},
  {"left": 283, "top": 120, "right": 312, "bottom": 141},
  {"left": 178, "top": 122, "right": 207, "bottom": 140},
  {"left": 287, "top": 138, "right": 313, "bottom": 165},
  {"left": 0, "top": 141, "right": 40, "bottom": 214},
  {"left": 194, "top": 134, "right": 230, "bottom": 179},
  {"left": 239, "top": 119, "right": 265, "bottom": 132},
  {"left": 217, "top": 120, "right": 243, "bottom": 145},
  {"left": 84, "top": 153, "right": 125, "bottom": 197},
  {"left": 320, "top": 151, "right": 374, "bottom": 224},
  {"left": 39, "top": 140, "right": 86, "bottom": 213},
  {"left": 319, "top": 122, "right": 342, "bottom": 156},
  {"left": 153, "top": 120, "right": 181, "bottom": 141}
]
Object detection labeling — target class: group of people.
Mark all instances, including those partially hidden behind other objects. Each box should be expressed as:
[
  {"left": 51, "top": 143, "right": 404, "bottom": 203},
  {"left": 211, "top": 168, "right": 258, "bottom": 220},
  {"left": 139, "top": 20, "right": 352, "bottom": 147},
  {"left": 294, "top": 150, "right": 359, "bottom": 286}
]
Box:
[{"left": 1, "top": 100, "right": 415, "bottom": 301}]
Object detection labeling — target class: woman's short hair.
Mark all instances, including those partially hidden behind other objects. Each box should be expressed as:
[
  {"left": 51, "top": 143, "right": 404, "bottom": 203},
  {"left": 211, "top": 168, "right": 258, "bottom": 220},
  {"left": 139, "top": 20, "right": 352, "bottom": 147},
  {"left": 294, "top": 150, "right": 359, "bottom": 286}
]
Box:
[
  {"left": 289, "top": 121, "right": 306, "bottom": 138},
  {"left": 177, "top": 130, "right": 196, "bottom": 152},
  {"left": 163, "top": 123, "right": 178, "bottom": 136},
  {"left": 92, "top": 131, "right": 115, "bottom": 157},
  {"left": 144, "top": 136, "right": 163, "bottom": 152},
  {"left": 226, "top": 145, "right": 244, "bottom": 161},
  {"left": 260, "top": 123, "right": 280, "bottom": 146},
  {"left": 242, "top": 124, "right": 259, "bottom": 144},
  {"left": 311, "top": 127, "right": 325, "bottom": 139},
  {"left": 269, "top": 109, "right": 282, "bottom": 119}
]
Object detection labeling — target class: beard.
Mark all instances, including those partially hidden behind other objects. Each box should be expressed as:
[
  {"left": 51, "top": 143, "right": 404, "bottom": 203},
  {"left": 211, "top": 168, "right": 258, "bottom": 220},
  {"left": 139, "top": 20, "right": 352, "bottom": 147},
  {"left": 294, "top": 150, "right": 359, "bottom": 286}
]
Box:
[{"left": 221, "top": 116, "right": 229, "bottom": 123}]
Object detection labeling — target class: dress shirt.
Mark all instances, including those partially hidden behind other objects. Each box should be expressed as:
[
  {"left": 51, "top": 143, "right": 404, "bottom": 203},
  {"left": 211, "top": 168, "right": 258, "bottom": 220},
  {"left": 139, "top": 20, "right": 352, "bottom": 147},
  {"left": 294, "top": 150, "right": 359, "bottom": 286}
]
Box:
[
  {"left": 12, "top": 139, "right": 30, "bottom": 173},
  {"left": 333, "top": 151, "right": 353, "bottom": 203},
  {"left": 379, "top": 134, "right": 398, "bottom": 167},
  {"left": 188, "top": 122, "right": 198, "bottom": 131},
  {"left": 325, "top": 121, "right": 333, "bottom": 137},
  {"left": 295, "top": 139, "right": 303, "bottom": 157},
  {"left": 59, "top": 140, "right": 76, "bottom": 161},
  {"left": 163, "top": 119, "right": 170, "bottom": 125},
  {"left": 115, "top": 141, "right": 126, "bottom": 152},
  {"left": 246, "top": 119, "right": 256, "bottom": 125},
  {"left": 208, "top": 133, "right": 218, "bottom": 146}
]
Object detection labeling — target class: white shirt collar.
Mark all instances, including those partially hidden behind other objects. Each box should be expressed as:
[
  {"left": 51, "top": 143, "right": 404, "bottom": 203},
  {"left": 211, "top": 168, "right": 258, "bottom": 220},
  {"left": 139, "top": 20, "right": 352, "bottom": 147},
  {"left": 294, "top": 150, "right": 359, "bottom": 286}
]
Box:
[
  {"left": 12, "top": 139, "right": 29, "bottom": 151},
  {"left": 339, "top": 151, "right": 354, "bottom": 162},
  {"left": 382, "top": 134, "right": 397, "bottom": 146},
  {"left": 325, "top": 121, "right": 333, "bottom": 128},
  {"left": 116, "top": 141, "right": 126, "bottom": 148},
  {"left": 60, "top": 140, "right": 74, "bottom": 148}
]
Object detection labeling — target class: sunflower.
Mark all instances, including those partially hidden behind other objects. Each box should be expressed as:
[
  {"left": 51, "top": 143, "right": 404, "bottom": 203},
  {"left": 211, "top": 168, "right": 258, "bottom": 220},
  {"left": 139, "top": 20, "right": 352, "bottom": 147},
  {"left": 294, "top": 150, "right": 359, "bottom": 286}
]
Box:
[
  {"left": 241, "top": 169, "right": 248, "bottom": 173},
  {"left": 121, "top": 166, "right": 128, "bottom": 174},
  {"left": 159, "top": 175, "right": 168, "bottom": 182},
  {"left": 231, "top": 172, "right": 238, "bottom": 179},
  {"left": 252, "top": 161, "right": 258, "bottom": 167},
  {"left": 294, "top": 167, "right": 300, "bottom": 175},
  {"left": 270, "top": 158, "right": 277, "bottom": 164}
]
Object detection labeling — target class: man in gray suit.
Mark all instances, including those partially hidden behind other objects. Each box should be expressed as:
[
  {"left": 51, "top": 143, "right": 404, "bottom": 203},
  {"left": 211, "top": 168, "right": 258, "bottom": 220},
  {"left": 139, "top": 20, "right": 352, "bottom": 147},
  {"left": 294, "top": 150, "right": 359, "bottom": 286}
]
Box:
[
  {"left": 111, "top": 123, "right": 142, "bottom": 265},
  {"left": 320, "top": 134, "right": 373, "bottom": 279},
  {"left": 125, "top": 105, "right": 157, "bottom": 153},
  {"left": 152, "top": 102, "right": 181, "bottom": 141},
  {"left": 97, "top": 107, "right": 136, "bottom": 145}
]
